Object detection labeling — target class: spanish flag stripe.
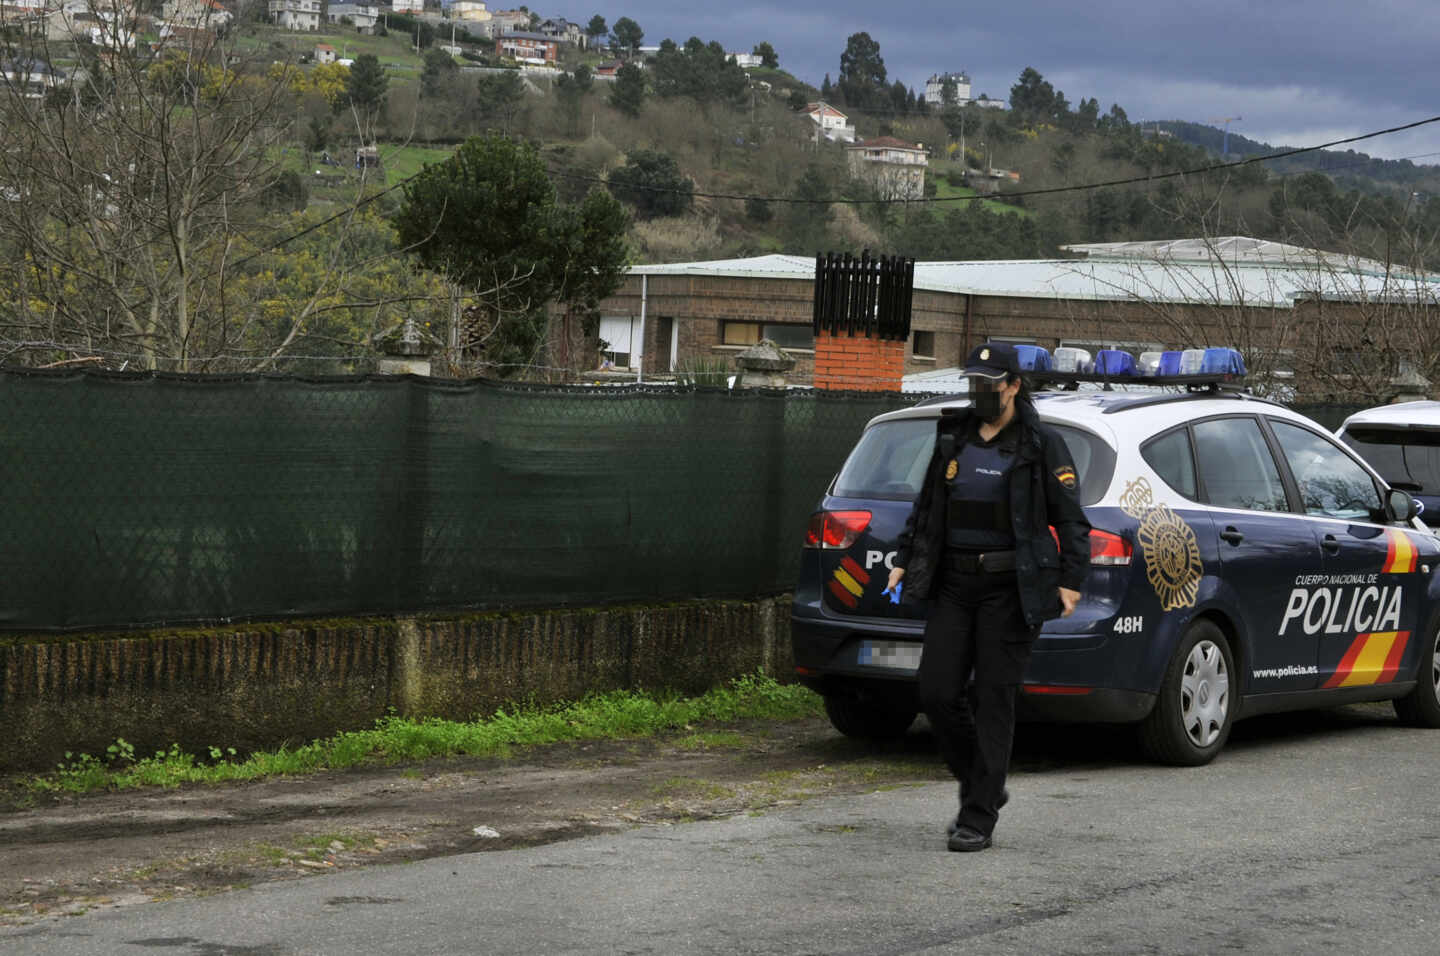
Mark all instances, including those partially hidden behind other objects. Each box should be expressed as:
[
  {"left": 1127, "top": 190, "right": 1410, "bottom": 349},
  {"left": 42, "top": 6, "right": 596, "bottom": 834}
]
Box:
[
  {"left": 1379, "top": 630, "right": 1412, "bottom": 684},
  {"left": 840, "top": 556, "right": 871, "bottom": 585},
  {"left": 1338, "top": 632, "right": 1399, "bottom": 688},
  {"left": 1383, "top": 531, "right": 1418, "bottom": 574},
  {"left": 1322, "top": 633, "right": 1372, "bottom": 689},
  {"left": 827, "top": 578, "right": 859, "bottom": 608},
  {"left": 1396, "top": 532, "right": 1418, "bottom": 573},
  {"left": 834, "top": 568, "right": 865, "bottom": 598}
]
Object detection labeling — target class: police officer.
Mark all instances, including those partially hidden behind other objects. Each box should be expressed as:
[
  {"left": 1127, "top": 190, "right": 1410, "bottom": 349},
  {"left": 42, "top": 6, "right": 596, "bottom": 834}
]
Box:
[{"left": 886, "top": 343, "right": 1090, "bottom": 852}]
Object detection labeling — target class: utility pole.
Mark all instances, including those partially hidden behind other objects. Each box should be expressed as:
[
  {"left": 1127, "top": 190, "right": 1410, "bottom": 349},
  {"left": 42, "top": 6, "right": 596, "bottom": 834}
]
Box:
[{"left": 1208, "top": 116, "right": 1242, "bottom": 155}]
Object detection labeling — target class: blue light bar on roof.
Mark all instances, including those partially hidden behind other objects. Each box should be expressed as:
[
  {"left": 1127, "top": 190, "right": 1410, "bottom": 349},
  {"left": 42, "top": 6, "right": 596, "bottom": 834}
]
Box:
[
  {"left": 1201, "top": 347, "right": 1247, "bottom": 375},
  {"left": 1014, "top": 345, "right": 1052, "bottom": 372},
  {"left": 1095, "top": 349, "right": 1136, "bottom": 376},
  {"left": 1029, "top": 344, "right": 1246, "bottom": 389}
]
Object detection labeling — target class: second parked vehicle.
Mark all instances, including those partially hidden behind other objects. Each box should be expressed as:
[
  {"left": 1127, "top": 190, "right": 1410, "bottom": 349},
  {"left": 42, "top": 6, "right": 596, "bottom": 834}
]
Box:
[{"left": 1337, "top": 401, "right": 1440, "bottom": 531}]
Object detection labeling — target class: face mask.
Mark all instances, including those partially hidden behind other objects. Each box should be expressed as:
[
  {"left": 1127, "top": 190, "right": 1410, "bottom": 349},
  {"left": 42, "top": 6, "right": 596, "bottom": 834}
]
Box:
[{"left": 971, "top": 382, "right": 1006, "bottom": 423}]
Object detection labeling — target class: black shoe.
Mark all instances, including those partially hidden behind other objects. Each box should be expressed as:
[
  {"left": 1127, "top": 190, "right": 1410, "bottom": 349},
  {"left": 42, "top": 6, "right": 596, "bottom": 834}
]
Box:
[
  {"left": 947, "top": 824, "right": 992, "bottom": 852},
  {"left": 946, "top": 788, "right": 1009, "bottom": 837}
]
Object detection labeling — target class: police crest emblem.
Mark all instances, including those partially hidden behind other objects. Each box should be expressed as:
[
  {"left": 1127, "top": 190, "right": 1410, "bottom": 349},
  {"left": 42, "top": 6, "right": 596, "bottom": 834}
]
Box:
[
  {"left": 1120, "top": 477, "right": 1203, "bottom": 611},
  {"left": 945, "top": 458, "right": 958, "bottom": 481}
]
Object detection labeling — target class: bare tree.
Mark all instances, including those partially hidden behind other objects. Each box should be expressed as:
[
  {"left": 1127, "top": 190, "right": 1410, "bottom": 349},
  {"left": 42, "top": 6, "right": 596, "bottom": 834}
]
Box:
[
  {"left": 0, "top": 9, "right": 443, "bottom": 373},
  {"left": 1051, "top": 179, "right": 1440, "bottom": 404}
]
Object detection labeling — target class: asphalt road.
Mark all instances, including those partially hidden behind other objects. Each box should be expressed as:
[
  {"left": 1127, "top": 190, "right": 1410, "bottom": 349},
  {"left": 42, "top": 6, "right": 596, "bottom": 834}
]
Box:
[{"left": 5, "top": 704, "right": 1440, "bottom": 955}]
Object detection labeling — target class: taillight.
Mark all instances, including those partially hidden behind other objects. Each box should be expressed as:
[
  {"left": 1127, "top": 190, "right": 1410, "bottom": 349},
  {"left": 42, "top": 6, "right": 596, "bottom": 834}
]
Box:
[
  {"left": 1089, "top": 528, "right": 1133, "bottom": 566},
  {"left": 803, "top": 510, "right": 872, "bottom": 550}
]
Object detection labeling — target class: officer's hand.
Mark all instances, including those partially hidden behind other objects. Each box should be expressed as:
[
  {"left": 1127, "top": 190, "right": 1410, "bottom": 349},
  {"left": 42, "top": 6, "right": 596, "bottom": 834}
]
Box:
[
  {"left": 886, "top": 567, "right": 905, "bottom": 593},
  {"left": 1058, "top": 587, "right": 1080, "bottom": 617}
]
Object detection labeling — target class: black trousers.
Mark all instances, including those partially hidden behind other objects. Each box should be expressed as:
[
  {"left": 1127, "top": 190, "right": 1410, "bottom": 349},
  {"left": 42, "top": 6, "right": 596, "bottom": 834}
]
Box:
[{"left": 917, "top": 553, "right": 1037, "bottom": 836}]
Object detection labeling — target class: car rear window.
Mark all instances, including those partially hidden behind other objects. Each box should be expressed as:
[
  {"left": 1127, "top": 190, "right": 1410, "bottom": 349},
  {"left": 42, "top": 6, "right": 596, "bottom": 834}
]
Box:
[
  {"left": 1341, "top": 426, "right": 1440, "bottom": 494},
  {"left": 831, "top": 417, "right": 1115, "bottom": 506},
  {"left": 833, "top": 419, "right": 936, "bottom": 499}
]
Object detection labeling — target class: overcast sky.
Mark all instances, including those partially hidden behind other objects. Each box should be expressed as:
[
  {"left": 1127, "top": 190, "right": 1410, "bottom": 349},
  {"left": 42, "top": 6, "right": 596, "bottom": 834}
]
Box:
[{"left": 557, "top": 1, "right": 1440, "bottom": 164}]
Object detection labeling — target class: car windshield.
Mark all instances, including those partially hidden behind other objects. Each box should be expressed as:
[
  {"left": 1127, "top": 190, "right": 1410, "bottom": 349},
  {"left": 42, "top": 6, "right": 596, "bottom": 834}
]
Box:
[
  {"left": 1341, "top": 426, "right": 1440, "bottom": 494},
  {"left": 832, "top": 417, "right": 1115, "bottom": 506}
]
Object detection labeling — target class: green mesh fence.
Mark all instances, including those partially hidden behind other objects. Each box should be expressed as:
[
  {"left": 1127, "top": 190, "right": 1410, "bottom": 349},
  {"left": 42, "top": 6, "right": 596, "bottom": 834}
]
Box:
[{"left": 0, "top": 370, "right": 911, "bottom": 631}]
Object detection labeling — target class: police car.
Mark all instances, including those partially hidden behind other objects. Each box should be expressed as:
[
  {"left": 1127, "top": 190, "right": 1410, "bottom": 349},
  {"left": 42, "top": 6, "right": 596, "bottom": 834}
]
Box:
[
  {"left": 791, "top": 347, "right": 1440, "bottom": 765},
  {"left": 1337, "top": 401, "right": 1440, "bottom": 531}
]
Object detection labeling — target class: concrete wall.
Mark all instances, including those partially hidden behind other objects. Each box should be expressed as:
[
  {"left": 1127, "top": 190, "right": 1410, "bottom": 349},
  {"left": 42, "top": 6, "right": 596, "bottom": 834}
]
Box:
[{"left": 0, "top": 596, "right": 793, "bottom": 773}]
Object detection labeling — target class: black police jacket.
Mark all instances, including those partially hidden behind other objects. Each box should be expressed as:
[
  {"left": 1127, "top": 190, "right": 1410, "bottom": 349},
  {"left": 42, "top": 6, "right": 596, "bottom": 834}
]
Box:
[{"left": 894, "top": 398, "right": 1092, "bottom": 628}]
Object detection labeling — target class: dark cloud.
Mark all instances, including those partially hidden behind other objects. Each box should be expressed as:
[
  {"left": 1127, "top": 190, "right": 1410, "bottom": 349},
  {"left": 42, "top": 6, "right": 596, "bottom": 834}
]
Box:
[{"left": 558, "top": 2, "right": 1440, "bottom": 160}]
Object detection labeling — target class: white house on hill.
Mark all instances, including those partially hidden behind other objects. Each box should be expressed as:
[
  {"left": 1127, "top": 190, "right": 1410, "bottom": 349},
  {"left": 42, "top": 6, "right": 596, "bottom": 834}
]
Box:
[{"left": 802, "top": 101, "right": 855, "bottom": 143}]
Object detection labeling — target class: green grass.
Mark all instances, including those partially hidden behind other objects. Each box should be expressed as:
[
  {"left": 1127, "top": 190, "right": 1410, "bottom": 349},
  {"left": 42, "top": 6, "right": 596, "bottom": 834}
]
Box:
[
  {"left": 378, "top": 144, "right": 456, "bottom": 183},
  {"left": 931, "top": 175, "right": 1031, "bottom": 217},
  {"left": 21, "top": 675, "right": 822, "bottom": 796}
]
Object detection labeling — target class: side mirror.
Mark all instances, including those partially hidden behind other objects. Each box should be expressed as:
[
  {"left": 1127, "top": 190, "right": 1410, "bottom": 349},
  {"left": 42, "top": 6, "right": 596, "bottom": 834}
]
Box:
[{"left": 1388, "top": 488, "right": 1420, "bottom": 523}]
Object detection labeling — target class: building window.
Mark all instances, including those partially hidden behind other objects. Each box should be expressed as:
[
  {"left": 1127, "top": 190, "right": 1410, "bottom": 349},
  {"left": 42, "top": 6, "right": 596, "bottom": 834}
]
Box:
[
  {"left": 763, "top": 323, "right": 814, "bottom": 350},
  {"left": 720, "top": 321, "right": 814, "bottom": 350},
  {"left": 721, "top": 322, "right": 761, "bottom": 346},
  {"left": 912, "top": 330, "right": 935, "bottom": 358},
  {"left": 599, "top": 315, "right": 637, "bottom": 368}
]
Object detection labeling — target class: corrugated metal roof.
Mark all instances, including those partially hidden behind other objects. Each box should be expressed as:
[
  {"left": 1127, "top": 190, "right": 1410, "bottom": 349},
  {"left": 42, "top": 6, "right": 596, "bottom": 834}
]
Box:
[
  {"left": 1062, "top": 236, "right": 1400, "bottom": 276},
  {"left": 627, "top": 247, "right": 1440, "bottom": 309},
  {"left": 629, "top": 254, "right": 815, "bottom": 281}
]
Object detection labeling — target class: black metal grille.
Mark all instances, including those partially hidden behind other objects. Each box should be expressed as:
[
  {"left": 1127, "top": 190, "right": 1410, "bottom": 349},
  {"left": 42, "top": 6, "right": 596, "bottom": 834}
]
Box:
[{"left": 811, "top": 251, "right": 916, "bottom": 341}]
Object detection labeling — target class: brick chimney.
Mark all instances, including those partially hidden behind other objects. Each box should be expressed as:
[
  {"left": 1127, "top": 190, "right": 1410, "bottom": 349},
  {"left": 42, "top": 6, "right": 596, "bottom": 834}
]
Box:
[
  {"left": 810, "top": 251, "right": 914, "bottom": 392},
  {"left": 812, "top": 332, "right": 906, "bottom": 391}
]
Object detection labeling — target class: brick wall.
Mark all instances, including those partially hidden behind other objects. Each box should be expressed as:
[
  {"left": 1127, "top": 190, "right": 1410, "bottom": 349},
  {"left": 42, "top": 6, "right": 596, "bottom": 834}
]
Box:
[{"left": 812, "top": 332, "right": 906, "bottom": 391}]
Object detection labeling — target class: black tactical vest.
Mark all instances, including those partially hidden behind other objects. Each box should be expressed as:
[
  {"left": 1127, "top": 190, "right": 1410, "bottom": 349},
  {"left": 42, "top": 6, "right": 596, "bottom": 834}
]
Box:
[{"left": 945, "top": 428, "right": 1017, "bottom": 551}]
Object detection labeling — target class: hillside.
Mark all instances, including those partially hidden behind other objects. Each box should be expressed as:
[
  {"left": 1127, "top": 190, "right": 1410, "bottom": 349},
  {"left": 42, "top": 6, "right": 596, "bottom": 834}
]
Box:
[
  {"left": 1154, "top": 120, "right": 1440, "bottom": 196},
  {"left": 217, "top": 22, "right": 1440, "bottom": 270}
]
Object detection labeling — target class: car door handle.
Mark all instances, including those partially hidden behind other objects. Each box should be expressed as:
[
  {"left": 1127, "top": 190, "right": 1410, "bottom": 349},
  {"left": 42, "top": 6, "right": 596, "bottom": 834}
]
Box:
[
  {"left": 1321, "top": 534, "right": 1341, "bottom": 554},
  {"left": 1219, "top": 527, "right": 1244, "bottom": 545}
]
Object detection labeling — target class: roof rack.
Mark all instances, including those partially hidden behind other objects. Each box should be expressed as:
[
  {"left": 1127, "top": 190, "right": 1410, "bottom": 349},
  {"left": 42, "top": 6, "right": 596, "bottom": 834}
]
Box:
[{"left": 1096, "top": 391, "right": 1284, "bottom": 414}]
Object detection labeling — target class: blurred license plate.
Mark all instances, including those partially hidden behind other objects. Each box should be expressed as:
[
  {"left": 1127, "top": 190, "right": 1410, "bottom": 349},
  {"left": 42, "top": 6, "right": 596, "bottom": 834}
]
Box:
[{"left": 858, "top": 640, "right": 923, "bottom": 670}]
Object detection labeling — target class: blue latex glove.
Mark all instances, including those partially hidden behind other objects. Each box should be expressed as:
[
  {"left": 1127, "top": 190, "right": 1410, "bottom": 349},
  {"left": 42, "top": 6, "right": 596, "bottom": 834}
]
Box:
[{"left": 882, "top": 582, "right": 903, "bottom": 604}]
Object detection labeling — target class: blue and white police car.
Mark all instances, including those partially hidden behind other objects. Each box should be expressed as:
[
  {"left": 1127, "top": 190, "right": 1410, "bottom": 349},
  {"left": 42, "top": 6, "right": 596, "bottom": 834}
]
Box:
[
  {"left": 1337, "top": 401, "right": 1440, "bottom": 531},
  {"left": 791, "top": 347, "right": 1440, "bottom": 765}
]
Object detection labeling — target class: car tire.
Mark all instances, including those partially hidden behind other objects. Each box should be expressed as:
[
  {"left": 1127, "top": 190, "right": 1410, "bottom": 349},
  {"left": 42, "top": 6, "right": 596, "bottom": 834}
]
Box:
[
  {"left": 822, "top": 694, "right": 917, "bottom": 740},
  {"left": 1393, "top": 620, "right": 1440, "bottom": 727},
  {"left": 1138, "top": 620, "right": 1235, "bottom": 766}
]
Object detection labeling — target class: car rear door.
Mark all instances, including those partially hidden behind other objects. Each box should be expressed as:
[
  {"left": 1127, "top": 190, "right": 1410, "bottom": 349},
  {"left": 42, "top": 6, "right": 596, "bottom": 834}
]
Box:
[
  {"left": 1190, "top": 415, "right": 1324, "bottom": 692},
  {"left": 1266, "top": 417, "right": 1426, "bottom": 691}
]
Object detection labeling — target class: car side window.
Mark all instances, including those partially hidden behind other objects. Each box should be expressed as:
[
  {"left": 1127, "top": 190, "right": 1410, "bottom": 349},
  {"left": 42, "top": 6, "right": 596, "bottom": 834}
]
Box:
[
  {"left": 1140, "top": 427, "right": 1198, "bottom": 500},
  {"left": 1191, "top": 417, "right": 1289, "bottom": 512},
  {"left": 1270, "top": 420, "right": 1383, "bottom": 521}
]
